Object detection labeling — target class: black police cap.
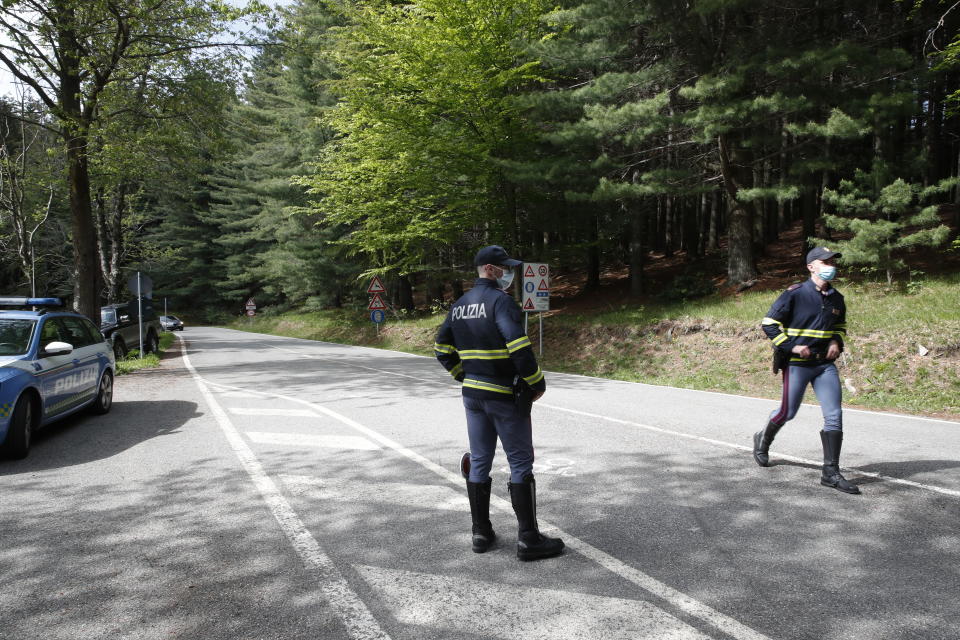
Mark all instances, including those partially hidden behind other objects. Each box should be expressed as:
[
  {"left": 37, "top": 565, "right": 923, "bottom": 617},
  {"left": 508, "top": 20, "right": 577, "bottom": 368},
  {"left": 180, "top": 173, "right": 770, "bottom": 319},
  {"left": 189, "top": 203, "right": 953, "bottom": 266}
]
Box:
[
  {"left": 805, "top": 246, "right": 842, "bottom": 264},
  {"left": 474, "top": 245, "right": 523, "bottom": 267}
]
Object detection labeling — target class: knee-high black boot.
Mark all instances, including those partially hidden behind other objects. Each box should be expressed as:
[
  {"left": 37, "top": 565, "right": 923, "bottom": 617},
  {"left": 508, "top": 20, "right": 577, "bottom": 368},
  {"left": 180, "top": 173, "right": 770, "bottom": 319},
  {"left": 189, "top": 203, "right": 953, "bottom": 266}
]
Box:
[
  {"left": 466, "top": 479, "right": 496, "bottom": 552},
  {"left": 820, "top": 430, "right": 860, "bottom": 495},
  {"left": 508, "top": 474, "right": 564, "bottom": 561},
  {"left": 753, "top": 420, "right": 783, "bottom": 467}
]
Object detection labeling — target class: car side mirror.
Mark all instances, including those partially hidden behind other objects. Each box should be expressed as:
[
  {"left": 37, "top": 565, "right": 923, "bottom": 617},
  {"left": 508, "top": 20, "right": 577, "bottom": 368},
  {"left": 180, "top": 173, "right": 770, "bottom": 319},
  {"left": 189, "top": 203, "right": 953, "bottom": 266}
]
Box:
[
  {"left": 42, "top": 341, "right": 74, "bottom": 357},
  {"left": 119, "top": 314, "right": 130, "bottom": 323}
]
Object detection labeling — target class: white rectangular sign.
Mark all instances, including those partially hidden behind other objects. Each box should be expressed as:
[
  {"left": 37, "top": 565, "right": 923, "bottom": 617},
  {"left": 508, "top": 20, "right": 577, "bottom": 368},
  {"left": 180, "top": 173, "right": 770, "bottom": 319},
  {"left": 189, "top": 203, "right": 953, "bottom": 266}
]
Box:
[{"left": 521, "top": 263, "right": 549, "bottom": 312}]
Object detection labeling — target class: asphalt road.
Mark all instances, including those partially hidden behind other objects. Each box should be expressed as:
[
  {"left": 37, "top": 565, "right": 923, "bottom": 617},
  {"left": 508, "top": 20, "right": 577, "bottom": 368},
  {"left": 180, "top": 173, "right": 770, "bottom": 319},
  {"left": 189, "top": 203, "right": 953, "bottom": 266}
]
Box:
[{"left": 2, "top": 326, "right": 959, "bottom": 640}]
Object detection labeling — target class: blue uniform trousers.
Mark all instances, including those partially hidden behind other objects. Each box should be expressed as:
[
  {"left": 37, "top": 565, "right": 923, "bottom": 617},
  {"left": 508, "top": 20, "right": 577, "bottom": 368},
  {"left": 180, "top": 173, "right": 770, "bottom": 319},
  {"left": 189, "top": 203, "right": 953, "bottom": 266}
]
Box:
[
  {"left": 463, "top": 396, "right": 533, "bottom": 483},
  {"left": 768, "top": 362, "right": 843, "bottom": 432}
]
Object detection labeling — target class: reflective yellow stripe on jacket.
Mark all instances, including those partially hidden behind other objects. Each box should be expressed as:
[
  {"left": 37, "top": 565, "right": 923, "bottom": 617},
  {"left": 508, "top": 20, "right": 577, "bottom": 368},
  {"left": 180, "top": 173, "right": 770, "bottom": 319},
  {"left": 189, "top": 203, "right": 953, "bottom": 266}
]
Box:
[
  {"left": 506, "top": 336, "right": 531, "bottom": 353},
  {"left": 462, "top": 378, "right": 513, "bottom": 395},
  {"left": 762, "top": 317, "right": 789, "bottom": 345},
  {"left": 458, "top": 349, "right": 510, "bottom": 360},
  {"left": 433, "top": 342, "right": 456, "bottom": 355}
]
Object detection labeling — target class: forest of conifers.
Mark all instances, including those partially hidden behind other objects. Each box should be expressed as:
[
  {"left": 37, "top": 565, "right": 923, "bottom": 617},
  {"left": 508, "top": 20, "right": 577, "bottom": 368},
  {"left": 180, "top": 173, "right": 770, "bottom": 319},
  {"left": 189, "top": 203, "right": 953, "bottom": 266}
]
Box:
[{"left": 1, "top": 0, "right": 958, "bottom": 320}]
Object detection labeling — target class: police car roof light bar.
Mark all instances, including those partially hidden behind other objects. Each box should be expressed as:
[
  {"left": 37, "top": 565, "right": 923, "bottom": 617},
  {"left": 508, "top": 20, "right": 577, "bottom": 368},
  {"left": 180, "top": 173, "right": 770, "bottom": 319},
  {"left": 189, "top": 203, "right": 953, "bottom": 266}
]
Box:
[{"left": 0, "top": 297, "right": 64, "bottom": 307}]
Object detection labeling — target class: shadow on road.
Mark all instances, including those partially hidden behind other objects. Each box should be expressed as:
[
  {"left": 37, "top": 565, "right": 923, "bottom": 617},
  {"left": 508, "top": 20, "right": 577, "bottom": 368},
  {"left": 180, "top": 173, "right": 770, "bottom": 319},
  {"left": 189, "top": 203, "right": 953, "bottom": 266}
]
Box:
[{"left": 0, "top": 399, "right": 201, "bottom": 475}]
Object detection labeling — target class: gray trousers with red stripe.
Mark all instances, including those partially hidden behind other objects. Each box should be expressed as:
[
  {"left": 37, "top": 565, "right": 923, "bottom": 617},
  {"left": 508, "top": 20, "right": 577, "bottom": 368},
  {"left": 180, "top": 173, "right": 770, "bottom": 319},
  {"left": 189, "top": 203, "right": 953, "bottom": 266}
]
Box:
[{"left": 768, "top": 362, "right": 843, "bottom": 432}]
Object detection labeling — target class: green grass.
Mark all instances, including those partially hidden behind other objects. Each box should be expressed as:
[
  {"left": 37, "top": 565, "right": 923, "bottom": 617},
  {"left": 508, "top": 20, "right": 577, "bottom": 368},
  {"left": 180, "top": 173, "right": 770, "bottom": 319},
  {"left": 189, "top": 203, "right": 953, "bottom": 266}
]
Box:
[
  {"left": 226, "top": 273, "right": 960, "bottom": 420},
  {"left": 115, "top": 332, "right": 176, "bottom": 375}
]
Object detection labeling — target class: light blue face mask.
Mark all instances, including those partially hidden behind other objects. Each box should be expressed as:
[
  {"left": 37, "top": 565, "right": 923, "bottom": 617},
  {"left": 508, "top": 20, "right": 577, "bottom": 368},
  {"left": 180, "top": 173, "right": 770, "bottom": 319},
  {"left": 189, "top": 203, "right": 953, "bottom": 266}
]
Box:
[
  {"left": 818, "top": 265, "right": 837, "bottom": 281},
  {"left": 496, "top": 267, "right": 515, "bottom": 290}
]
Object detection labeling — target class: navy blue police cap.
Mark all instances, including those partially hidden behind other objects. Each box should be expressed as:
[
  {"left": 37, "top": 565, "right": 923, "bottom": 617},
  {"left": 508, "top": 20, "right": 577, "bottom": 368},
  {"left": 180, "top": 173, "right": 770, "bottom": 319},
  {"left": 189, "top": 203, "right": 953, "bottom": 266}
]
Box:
[
  {"left": 474, "top": 245, "right": 523, "bottom": 267},
  {"left": 805, "top": 246, "right": 842, "bottom": 264}
]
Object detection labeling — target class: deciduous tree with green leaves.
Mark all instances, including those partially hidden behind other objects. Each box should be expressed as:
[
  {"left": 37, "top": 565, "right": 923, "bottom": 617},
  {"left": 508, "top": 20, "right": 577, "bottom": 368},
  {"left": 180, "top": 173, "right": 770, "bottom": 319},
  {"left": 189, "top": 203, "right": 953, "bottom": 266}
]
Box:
[{"left": 0, "top": 0, "right": 265, "bottom": 318}]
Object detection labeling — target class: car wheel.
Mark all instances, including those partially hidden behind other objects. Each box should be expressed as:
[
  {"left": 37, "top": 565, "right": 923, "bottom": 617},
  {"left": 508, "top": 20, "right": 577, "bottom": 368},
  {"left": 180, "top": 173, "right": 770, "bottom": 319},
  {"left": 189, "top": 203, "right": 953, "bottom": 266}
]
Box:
[
  {"left": 90, "top": 370, "right": 113, "bottom": 415},
  {"left": 4, "top": 394, "right": 35, "bottom": 459},
  {"left": 145, "top": 332, "right": 159, "bottom": 354},
  {"left": 113, "top": 338, "right": 127, "bottom": 360}
]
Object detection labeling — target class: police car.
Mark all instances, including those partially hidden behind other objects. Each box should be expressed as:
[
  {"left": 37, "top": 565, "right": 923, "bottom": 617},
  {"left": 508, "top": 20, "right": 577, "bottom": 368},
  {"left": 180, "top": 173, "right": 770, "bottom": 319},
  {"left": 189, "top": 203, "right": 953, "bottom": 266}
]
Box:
[{"left": 0, "top": 297, "right": 115, "bottom": 459}]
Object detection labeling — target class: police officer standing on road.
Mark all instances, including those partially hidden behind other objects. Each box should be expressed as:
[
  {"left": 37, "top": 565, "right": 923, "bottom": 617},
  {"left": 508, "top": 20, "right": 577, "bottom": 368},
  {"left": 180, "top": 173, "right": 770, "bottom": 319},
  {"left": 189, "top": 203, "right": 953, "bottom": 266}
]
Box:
[
  {"left": 754, "top": 247, "right": 860, "bottom": 494},
  {"left": 434, "top": 245, "right": 565, "bottom": 561}
]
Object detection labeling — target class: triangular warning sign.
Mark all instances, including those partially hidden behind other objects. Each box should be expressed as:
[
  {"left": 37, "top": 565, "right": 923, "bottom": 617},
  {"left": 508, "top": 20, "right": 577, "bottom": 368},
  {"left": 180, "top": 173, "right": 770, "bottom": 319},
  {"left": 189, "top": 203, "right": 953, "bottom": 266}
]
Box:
[
  {"left": 524, "top": 265, "right": 535, "bottom": 278},
  {"left": 368, "top": 293, "right": 388, "bottom": 310},
  {"left": 537, "top": 278, "right": 549, "bottom": 291},
  {"left": 522, "top": 298, "right": 535, "bottom": 310},
  {"left": 367, "top": 276, "right": 386, "bottom": 294}
]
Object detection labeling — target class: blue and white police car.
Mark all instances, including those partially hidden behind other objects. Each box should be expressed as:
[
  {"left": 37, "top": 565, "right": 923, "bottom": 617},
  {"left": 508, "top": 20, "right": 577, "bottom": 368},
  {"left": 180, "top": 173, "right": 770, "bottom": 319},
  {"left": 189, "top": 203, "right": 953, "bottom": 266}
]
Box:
[{"left": 0, "top": 297, "right": 115, "bottom": 459}]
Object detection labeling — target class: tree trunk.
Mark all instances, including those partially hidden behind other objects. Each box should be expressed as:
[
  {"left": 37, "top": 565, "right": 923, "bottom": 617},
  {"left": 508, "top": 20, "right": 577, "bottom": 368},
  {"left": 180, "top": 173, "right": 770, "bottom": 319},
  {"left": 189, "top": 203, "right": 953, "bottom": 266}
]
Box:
[
  {"left": 717, "top": 135, "right": 757, "bottom": 285},
  {"left": 58, "top": 4, "right": 100, "bottom": 320},
  {"left": 66, "top": 131, "right": 100, "bottom": 319},
  {"left": 584, "top": 212, "right": 600, "bottom": 291},
  {"left": 397, "top": 274, "right": 414, "bottom": 311},
  {"left": 708, "top": 190, "right": 719, "bottom": 252},
  {"left": 628, "top": 203, "right": 644, "bottom": 297}
]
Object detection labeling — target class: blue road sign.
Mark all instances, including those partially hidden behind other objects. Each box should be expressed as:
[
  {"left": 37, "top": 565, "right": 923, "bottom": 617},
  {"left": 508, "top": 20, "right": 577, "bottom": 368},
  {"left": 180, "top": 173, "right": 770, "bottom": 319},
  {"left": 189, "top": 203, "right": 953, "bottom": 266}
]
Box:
[{"left": 370, "top": 309, "right": 385, "bottom": 324}]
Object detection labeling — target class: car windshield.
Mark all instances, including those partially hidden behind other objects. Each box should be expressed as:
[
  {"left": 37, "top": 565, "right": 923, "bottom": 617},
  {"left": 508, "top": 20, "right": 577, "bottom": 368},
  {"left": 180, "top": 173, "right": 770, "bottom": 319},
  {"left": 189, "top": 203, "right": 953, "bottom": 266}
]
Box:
[
  {"left": 0, "top": 318, "right": 37, "bottom": 356},
  {"left": 101, "top": 309, "right": 117, "bottom": 324}
]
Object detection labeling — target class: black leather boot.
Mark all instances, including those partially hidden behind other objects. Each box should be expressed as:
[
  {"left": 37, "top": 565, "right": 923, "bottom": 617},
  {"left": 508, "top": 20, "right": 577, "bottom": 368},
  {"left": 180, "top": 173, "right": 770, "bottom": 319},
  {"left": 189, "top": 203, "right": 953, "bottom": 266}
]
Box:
[
  {"left": 752, "top": 420, "right": 783, "bottom": 467},
  {"left": 508, "top": 474, "right": 564, "bottom": 561},
  {"left": 820, "top": 430, "right": 860, "bottom": 494},
  {"left": 466, "top": 479, "right": 496, "bottom": 552}
]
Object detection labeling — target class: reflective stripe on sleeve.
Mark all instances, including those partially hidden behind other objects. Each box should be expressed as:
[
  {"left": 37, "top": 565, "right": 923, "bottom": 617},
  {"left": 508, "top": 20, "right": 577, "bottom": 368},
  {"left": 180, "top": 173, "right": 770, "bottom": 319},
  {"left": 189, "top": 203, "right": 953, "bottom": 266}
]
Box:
[
  {"left": 761, "top": 317, "right": 784, "bottom": 326},
  {"left": 434, "top": 342, "right": 456, "bottom": 355},
  {"left": 506, "top": 336, "right": 532, "bottom": 353},
  {"left": 449, "top": 363, "right": 464, "bottom": 379},
  {"left": 772, "top": 333, "right": 788, "bottom": 346},
  {"left": 523, "top": 368, "right": 544, "bottom": 385}
]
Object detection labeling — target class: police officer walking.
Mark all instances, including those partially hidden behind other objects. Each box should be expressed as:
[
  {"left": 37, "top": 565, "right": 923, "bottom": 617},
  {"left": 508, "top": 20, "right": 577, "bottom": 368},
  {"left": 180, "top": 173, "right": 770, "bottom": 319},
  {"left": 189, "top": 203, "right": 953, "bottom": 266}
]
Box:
[
  {"left": 434, "top": 245, "right": 565, "bottom": 561},
  {"left": 754, "top": 247, "right": 860, "bottom": 494}
]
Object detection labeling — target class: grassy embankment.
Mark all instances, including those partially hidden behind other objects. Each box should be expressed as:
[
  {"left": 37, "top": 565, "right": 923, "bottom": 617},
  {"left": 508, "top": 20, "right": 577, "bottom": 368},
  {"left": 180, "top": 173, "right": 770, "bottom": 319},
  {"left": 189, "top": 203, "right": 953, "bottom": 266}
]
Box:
[
  {"left": 114, "top": 332, "right": 176, "bottom": 375},
  {"left": 229, "top": 274, "right": 960, "bottom": 420}
]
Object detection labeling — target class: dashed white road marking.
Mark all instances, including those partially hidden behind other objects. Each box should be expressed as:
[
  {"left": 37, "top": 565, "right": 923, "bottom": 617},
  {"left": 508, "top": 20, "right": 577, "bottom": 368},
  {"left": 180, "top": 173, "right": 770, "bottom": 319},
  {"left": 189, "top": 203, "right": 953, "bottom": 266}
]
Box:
[
  {"left": 281, "top": 474, "right": 467, "bottom": 511},
  {"left": 354, "top": 564, "right": 712, "bottom": 640},
  {"left": 198, "top": 377, "right": 771, "bottom": 640},
  {"left": 246, "top": 432, "right": 382, "bottom": 451},
  {"left": 178, "top": 339, "right": 392, "bottom": 640},
  {"left": 229, "top": 407, "right": 318, "bottom": 417}
]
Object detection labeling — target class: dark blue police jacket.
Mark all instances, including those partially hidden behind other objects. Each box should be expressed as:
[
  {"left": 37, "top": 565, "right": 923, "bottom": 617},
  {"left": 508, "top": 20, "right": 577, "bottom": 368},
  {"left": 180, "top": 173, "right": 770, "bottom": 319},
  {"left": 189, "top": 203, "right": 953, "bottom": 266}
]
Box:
[
  {"left": 435, "top": 278, "right": 545, "bottom": 400},
  {"left": 762, "top": 278, "right": 847, "bottom": 365}
]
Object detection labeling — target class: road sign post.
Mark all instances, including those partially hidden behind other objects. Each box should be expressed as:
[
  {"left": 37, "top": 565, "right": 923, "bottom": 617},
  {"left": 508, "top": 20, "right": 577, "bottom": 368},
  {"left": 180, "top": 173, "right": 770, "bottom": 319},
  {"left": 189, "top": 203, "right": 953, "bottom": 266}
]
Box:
[
  {"left": 521, "top": 263, "right": 550, "bottom": 357},
  {"left": 367, "top": 277, "right": 388, "bottom": 336}
]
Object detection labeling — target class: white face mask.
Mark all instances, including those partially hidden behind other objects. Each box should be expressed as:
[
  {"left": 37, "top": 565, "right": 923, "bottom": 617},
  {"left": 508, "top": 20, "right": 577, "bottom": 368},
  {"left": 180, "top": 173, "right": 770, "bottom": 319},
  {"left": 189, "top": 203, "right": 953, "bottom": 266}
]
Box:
[{"left": 495, "top": 266, "right": 515, "bottom": 290}]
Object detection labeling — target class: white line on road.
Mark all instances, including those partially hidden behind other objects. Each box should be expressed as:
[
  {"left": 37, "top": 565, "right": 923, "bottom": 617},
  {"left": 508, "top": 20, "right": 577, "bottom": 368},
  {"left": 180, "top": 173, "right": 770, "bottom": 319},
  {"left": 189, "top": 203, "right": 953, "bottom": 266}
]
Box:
[
  {"left": 177, "top": 339, "right": 392, "bottom": 640},
  {"left": 354, "top": 564, "right": 712, "bottom": 640},
  {"left": 244, "top": 328, "right": 960, "bottom": 426},
  {"left": 537, "top": 403, "right": 960, "bottom": 499},
  {"left": 229, "top": 407, "right": 319, "bottom": 417},
  {"left": 266, "top": 339, "right": 960, "bottom": 500},
  {"left": 198, "top": 377, "right": 771, "bottom": 640},
  {"left": 246, "top": 431, "right": 382, "bottom": 450}
]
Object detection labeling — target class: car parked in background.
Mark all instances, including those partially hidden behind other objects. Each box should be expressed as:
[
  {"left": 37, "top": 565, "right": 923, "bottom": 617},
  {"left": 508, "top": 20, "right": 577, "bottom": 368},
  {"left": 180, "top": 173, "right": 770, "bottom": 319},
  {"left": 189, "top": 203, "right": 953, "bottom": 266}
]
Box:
[
  {"left": 1, "top": 297, "right": 115, "bottom": 459},
  {"left": 160, "top": 315, "right": 184, "bottom": 331},
  {"left": 100, "top": 301, "right": 161, "bottom": 360}
]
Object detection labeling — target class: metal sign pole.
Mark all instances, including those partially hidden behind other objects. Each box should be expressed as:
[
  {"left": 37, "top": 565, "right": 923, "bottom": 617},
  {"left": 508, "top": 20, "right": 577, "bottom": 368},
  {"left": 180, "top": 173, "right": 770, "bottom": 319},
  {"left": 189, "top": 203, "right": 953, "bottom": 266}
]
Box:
[
  {"left": 539, "top": 312, "right": 544, "bottom": 358},
  {"left": 137, "top": 271, "right": 144, "bottom": 358}
]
